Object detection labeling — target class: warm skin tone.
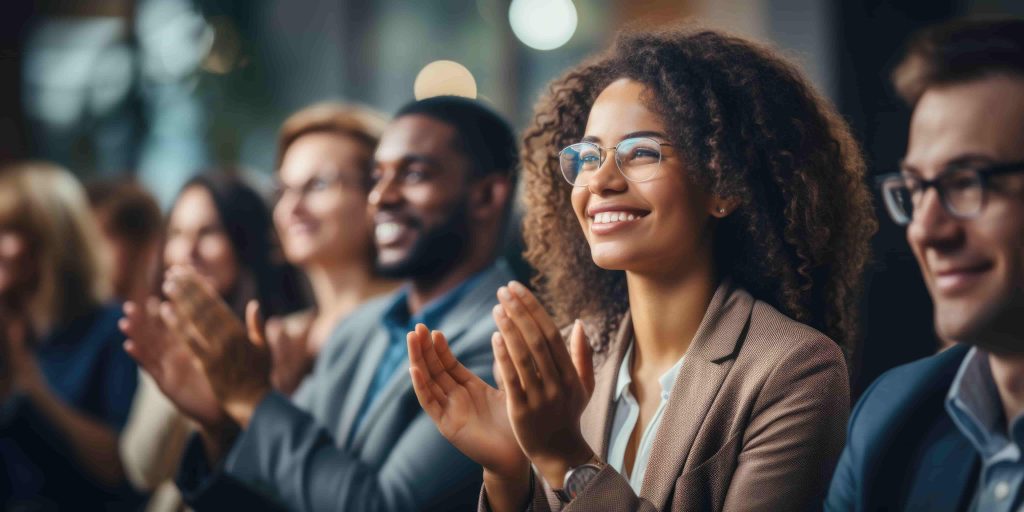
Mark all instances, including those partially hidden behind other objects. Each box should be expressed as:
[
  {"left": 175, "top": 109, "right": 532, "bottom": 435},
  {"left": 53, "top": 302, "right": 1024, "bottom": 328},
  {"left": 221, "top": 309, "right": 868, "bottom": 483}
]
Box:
[
  {"left": 368, "top": 114, "right": 511, "bottom": 311},
  {"left": 271, "top": 132, "right": 397, "bottom": 394},
  {"left": 163, "top": 186, "right": 240, "bottom": 297},
  {"left": 409, "top": 78, "right": 735, "bottom": 511},
  {"left": 0, "top": 231, "right": 126, "bottom": 488},
  {"left": 903, "top": 74, "right": 1024, "bottom": 428},
  {"left": 127, "top": 114, "right": 511, "bottom": 468},
  {"left": 122, "top": 185, "right": 245, "bottom": 463}
]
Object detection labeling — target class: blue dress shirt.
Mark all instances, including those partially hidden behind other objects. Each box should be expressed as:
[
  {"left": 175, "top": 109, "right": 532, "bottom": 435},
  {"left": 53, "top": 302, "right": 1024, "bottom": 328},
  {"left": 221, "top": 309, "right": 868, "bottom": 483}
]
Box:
[
  {"left": 349, "top": 271, "right": 487, "bottom": 439},
  {"left": 946, "top": 347, "right": 1024, "bottom": 512}
]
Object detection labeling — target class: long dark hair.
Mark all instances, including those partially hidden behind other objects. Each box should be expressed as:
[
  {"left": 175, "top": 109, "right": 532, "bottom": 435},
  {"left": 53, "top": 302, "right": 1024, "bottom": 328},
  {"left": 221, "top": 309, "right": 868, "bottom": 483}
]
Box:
[{"left": 173, "top": 172, "right": 307, "bottom": 318}]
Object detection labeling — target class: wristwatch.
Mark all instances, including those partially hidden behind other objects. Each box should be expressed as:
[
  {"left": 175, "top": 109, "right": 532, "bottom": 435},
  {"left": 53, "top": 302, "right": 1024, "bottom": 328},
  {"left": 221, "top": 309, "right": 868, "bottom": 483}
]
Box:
[{"left": 552, "top": 458, "right": 606, "bottom": 503}]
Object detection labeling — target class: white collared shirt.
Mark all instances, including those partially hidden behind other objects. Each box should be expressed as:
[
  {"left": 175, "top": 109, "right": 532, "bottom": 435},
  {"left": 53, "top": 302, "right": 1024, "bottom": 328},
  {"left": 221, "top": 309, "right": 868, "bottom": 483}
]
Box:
[{"left": 606, "top": 342, "right": 686, "bottom": 493}]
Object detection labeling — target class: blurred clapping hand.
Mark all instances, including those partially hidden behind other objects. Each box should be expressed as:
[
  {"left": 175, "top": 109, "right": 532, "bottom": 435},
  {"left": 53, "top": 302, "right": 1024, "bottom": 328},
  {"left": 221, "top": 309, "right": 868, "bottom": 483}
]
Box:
[
  {"left": 265, "top": 314, "right": 315, "bottom": 396},
  {"left": 120, "top": 296, "right": 227, "bottom": 430},
  {"left": 159, "top": 266, "right": 273, "bottom": 429}
]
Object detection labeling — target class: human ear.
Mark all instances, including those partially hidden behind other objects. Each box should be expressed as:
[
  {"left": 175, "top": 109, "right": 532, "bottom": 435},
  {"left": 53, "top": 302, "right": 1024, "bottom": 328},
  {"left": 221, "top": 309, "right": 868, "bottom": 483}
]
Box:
[
  {"left": 469, "top": 174, "right": 513, "bottom": 221},
  {"left": 709, "top": 196, "right": 740, "bottom": 218}
]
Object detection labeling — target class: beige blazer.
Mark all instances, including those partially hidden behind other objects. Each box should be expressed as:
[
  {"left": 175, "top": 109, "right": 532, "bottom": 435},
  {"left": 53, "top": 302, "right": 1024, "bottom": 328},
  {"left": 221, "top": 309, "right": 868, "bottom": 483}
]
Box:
[{"left": 483, "top": 281, "right": 849, "bottom": 511}]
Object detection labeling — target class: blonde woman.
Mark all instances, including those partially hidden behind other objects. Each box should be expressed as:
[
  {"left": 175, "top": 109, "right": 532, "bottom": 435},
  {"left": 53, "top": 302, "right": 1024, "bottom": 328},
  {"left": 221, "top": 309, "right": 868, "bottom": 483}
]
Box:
[{"left": 0, "top": 162, "right": 138, "bottom": 510}]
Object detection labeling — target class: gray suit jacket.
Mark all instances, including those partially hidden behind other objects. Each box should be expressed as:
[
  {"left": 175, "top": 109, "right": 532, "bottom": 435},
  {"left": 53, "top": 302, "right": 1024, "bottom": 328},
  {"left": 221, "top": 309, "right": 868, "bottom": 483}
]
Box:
[{"left": 177, "top": 262, "right": 514, "bottom": 512}]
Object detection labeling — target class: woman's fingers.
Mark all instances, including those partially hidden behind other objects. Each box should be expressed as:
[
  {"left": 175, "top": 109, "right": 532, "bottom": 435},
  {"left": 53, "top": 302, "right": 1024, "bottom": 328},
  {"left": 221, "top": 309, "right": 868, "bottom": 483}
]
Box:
[
  {"left": 161, "top": 301, "right": 210, "bottom": 362},
  {"left": 507, "top": 281, "right": 576, "bottom": 373},
  {"left": 569, "top": 320, "right": 595, "bottom": 397},
  {"left": 496, "top": 288, "right": 561, "bottom": 385},
  {"left": 491, "top": 332, "right": 527, "bottom": 407},
  {"left": 491, "top": 305, "right": 545, "bottom": 395}
]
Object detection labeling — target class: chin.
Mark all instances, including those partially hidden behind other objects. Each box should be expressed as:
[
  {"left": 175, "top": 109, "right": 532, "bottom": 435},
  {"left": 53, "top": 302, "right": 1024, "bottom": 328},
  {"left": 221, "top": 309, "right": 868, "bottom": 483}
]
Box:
[
  {"left": 588, "top": 248, "right": 633, "bottom": 271},
  {"left": 935, "top": 296, "right": 1019, "bottom": 351}
]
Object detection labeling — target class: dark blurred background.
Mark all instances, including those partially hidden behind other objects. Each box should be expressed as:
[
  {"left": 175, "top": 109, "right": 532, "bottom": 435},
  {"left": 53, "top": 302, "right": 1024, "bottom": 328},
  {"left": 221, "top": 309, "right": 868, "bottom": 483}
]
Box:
[{"left": 1, "top": 0, "right": 1023, "bottom": 397}]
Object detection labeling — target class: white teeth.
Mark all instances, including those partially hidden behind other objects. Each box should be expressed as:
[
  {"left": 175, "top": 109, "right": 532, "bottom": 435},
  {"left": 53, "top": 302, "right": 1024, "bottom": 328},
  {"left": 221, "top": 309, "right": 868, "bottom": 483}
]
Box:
[
  {"left": 375, "top": 222, "right": 403, "bottom": 244},
  {"left": 592, "top": 211, "right": 642, "bottom": 224}
]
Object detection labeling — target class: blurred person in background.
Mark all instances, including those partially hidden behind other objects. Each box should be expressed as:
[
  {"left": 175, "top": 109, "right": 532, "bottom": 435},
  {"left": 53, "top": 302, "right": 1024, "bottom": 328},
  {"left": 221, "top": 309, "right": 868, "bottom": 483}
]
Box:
[
  {"left": 268, "top": 102, "right": 398, "bottom": 395},
  {"left": 87, "top": 180, "right": 164, "bottom": 308},
  {"left": 119, "top": 172, "right": 306, "bottom": 512},
  {"left": 827, "top": 18, "right": 1024, "bottom": 511},
  {"left": 0, "top": 162, "right": 139, "bottom": 511},
  {"left": 135, "top": 96, "right": 517, "bottom": 511},
  {"left": 410, "top": 25, "right": 876, "bottom": 511}
]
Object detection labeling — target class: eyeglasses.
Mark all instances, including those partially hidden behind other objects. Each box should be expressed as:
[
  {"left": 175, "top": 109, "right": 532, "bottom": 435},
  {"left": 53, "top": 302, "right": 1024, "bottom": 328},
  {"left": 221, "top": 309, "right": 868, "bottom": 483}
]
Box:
[
  {"left": 558, "top": 137, "right": 672, "bottom": 187},
  {"left": 273, "top": 172, "right": 359, "bottom": 203},
  {"left": 878, "top": 160, "right": 1024, "bottom": 225}
]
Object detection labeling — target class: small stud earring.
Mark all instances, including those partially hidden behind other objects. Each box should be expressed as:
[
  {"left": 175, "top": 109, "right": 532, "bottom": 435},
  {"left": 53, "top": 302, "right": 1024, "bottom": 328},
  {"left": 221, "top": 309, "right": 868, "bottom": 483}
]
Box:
[{"left": 717, "top": 207, "right": 726, "bottom": 214}]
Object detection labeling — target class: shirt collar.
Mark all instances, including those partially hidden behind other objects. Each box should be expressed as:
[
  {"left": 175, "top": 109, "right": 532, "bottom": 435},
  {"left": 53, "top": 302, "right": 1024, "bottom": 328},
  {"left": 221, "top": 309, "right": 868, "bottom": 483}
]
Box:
[
  {"left": 381, "top": 270, "right": 488, "bottom": 335},
  {"left": 614, "top": 341, "right": 687, "bottom": 402},
  {"left": 946, "top": 347, "right": 1024, "bottom": 457}
]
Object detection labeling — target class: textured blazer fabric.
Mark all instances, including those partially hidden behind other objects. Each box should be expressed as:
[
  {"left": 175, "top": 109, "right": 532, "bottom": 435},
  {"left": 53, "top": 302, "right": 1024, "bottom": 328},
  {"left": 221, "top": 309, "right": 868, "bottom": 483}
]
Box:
[{"left": 481, "top": 281, "right": 850, "bottom": 512}]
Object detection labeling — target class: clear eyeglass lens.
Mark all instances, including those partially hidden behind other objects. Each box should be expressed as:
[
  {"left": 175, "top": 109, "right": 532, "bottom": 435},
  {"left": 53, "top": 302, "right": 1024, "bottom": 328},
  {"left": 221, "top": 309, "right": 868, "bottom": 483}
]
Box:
[
  {"left": 559, "top": 143, "right": 601, "bottom": 185},
  {"left": 883, "top": 179, "right": 914, "bottom": 225},
  {"left": 941, "top": 169, "right": 983, "bottom": 216},
  {"left": 616, "top": 138, "right": 662, "bottom": 181},
  {"left": 559, "top": 138, "right": 664, "bottom": 186}
]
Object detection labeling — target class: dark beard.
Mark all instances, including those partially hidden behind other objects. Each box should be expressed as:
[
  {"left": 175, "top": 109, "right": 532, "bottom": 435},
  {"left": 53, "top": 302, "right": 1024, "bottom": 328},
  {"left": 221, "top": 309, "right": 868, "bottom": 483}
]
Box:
[{"left": 374, "top": 199, "right": 471, "bottom": 282}]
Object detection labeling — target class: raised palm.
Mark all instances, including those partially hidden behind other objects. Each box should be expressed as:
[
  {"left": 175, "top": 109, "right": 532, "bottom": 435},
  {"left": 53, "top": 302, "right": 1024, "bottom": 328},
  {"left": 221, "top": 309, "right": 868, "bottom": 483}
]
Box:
[
  {"left": 407, "top": 324, "right": 527, "bottom": 479},
  {"left": 121, "top": 298, "right": 227, "bottom": 429}
]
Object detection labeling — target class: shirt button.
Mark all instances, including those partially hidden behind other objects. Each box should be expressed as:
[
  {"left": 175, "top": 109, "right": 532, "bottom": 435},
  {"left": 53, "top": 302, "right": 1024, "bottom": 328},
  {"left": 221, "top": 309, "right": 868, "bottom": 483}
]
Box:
[{"left": 994, "top": 481, "right": 1010, "bottom": 501}]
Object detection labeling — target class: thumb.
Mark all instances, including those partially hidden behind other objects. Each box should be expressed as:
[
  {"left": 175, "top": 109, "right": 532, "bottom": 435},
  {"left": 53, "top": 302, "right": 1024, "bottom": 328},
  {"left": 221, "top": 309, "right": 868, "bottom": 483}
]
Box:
[
  {"left": 570, "top": 319, "right": 594, "bottom": 396},
  {"left": 245, "top": 300, "right": 267, "bottom": 348}
]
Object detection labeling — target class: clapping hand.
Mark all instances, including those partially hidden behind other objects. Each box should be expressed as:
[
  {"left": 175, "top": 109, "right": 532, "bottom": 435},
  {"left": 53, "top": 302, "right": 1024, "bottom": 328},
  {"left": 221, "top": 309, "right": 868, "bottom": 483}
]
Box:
[
  {"left": 407, "top": 324, "right": 529, "bottom": 480},
  {"left": 121, "top": 297, "right": 228, "bottom": 430},
  {"left": 266, "top": 314, "right": 315, "bottom": 396},
  {"left": 162, "top": 266, "right": 273, "bottom": 428},
  {"left": 492, "top": 280, "right": 596, "bottom": 490}
]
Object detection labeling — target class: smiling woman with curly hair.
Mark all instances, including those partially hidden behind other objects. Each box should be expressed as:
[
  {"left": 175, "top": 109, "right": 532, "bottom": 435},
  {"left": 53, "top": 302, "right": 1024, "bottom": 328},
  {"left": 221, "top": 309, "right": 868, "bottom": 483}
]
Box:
[{"left": 408, "top": 24, "right": 876, "bottom": 511}]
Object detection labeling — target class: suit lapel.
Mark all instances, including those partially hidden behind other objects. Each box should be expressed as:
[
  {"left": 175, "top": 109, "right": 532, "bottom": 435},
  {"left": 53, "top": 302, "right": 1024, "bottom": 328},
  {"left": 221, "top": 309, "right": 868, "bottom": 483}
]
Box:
[
  {"left": 336, "top": 326, "right": 392, "bottom": 447},
  {"left": 902, "top": 416, "right": 980, "bottom": 511},
  {"left": 581, "top": 314, "right": 634, "bottom": 457},
  {"left": 639, "top": 282, "right": 754, "bottom": 509},
  {"left": 349, "top": 262, "right": 513, "bottom": 447}
]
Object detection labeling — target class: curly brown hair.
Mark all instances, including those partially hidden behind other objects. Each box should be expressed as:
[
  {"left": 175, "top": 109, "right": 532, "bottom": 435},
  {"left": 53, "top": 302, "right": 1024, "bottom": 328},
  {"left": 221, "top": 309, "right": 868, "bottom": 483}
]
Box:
[{"left": 521, "top": 25, "right": 877, "bottom": 357}]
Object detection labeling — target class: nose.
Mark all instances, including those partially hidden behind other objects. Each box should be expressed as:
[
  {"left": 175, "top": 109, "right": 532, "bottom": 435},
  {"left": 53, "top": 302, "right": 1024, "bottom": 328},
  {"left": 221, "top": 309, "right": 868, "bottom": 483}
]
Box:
[
  {"left": 275, "top": 189, "right": 304, "bottom": 221},
  {"left": 367, "top": 171, "right": 401, "bottom": 210},
  {"left": 586, "top": 151, "right": 628, "bottom": 196},
  {"left": 907, "top": 186, "right": 964, "bottom": 250}
]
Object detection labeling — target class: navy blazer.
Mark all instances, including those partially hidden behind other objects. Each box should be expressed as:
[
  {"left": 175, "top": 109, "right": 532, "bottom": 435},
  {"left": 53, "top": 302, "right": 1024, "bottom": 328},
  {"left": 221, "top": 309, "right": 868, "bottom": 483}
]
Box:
[{"left": 826, "top": 344, "right": 980, "bottom": 511}]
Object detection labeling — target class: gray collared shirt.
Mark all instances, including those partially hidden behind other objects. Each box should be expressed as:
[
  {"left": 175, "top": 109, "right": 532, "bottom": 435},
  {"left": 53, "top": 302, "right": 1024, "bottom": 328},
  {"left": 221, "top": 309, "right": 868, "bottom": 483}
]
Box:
[{"left": 946, "top": 347, "right": 1024, "bottom": 512}]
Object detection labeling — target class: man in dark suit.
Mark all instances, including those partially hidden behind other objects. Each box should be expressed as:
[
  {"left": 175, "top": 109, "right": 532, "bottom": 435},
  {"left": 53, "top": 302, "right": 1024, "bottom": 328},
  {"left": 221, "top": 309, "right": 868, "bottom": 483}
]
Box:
[
  {"left": 125, "top": 96, "right": 518, "bottom": 511},
  {"left": 827, "top": 18, "right": 1024, "bottom": 511}
]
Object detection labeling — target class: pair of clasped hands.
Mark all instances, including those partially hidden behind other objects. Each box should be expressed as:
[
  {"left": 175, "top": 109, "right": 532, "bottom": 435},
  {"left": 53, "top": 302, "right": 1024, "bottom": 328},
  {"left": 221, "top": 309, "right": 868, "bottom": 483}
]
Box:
[
  {"left": 407, "top": 280, "right": 598, "bottom": 508},
  {"left": 120, "top": 266, "right": 299, "bottom": 443}
]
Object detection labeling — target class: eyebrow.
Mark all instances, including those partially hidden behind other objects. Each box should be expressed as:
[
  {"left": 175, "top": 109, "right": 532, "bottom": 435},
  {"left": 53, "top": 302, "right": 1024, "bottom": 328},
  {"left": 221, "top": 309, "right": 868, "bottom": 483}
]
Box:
[
  {"left": 580, "top": 130, "right": 670, "bottom": 145},
  {"left": 373, "top": 154, "right": 439, "bottom": 170},
  {"left": 900, "top": 153, "right": 999, "bottom": 174}
]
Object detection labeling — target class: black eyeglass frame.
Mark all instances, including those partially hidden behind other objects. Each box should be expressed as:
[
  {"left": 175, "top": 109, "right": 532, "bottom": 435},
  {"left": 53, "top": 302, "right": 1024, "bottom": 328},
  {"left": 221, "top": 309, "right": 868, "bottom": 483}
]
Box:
[{"left": 877, "top": 160, "right": 1024, "bottom": 225}]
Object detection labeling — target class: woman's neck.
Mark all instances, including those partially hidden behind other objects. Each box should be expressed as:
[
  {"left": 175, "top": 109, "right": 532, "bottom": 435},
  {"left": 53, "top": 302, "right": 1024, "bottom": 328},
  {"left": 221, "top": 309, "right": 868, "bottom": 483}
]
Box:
[
  {"left": 625, "top": 266, "right": 718, "bottom": 373},
  {"left": 304, "top": 260, "right": 394, "bottom": 345}
]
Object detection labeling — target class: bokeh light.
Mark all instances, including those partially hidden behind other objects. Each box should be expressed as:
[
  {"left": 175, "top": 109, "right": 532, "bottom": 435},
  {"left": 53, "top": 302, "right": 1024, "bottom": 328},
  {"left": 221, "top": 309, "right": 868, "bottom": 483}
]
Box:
[
  {"left": 414, "top": 60, "right": 478, "bottom": 100},
  {"left": 508, "top": 0, "right": 578, "bottom": 51}
]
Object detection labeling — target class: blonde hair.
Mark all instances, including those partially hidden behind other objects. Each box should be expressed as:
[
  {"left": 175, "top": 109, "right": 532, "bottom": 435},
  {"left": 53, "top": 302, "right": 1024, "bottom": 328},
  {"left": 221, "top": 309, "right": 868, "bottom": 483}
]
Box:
[
  {"left": 0, "top": 162, "right": 111, "bottom": 333},
  {"left": 276, "top": 102, "right": 388, "bottom": 175}
]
